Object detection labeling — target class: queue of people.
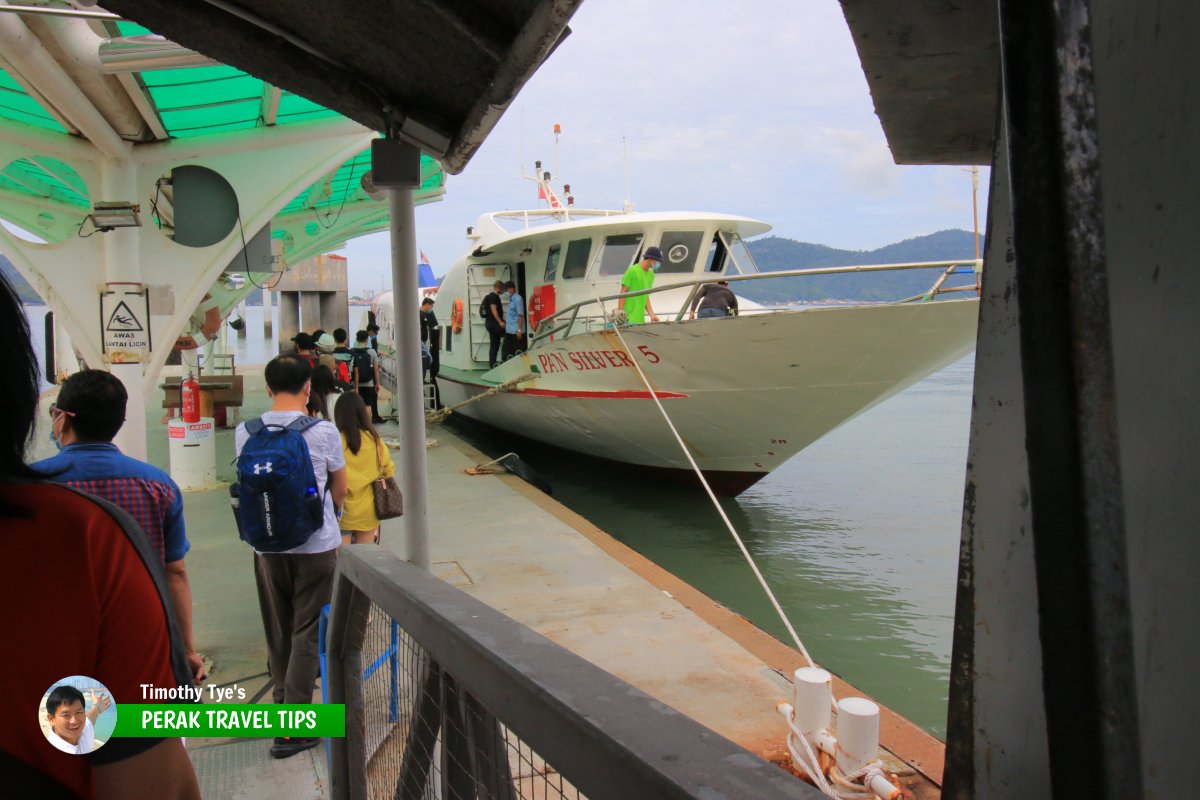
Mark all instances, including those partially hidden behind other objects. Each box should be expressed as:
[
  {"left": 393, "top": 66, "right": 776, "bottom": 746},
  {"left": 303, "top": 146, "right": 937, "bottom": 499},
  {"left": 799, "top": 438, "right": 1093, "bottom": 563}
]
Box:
[
  {"left": 8, "top": 270, "right": 622, "bottom": 794},
  {"left": 0, "top": 270, "right": 425, "bottom": 796}
]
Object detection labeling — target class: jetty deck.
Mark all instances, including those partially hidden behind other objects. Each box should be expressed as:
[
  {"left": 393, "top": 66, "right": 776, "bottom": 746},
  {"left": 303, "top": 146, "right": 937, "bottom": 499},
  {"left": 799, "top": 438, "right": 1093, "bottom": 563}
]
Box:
[{"left": 33, "top": 372, "right": 942, "bottom": 798}]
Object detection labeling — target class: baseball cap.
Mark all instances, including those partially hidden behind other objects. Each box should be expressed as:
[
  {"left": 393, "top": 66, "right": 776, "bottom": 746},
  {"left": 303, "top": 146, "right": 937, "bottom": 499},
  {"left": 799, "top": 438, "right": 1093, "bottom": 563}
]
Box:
[
  {"left": 644, "top": 246, "right": 664, "bottom": 263},
  {"left": 292, "top": 332, "right": 315, "bottom": 349}
]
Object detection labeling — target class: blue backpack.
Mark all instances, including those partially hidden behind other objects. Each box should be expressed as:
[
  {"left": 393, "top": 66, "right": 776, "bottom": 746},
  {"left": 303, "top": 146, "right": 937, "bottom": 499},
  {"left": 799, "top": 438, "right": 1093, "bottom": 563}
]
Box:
[{"left": 233, "top": 416, "right": 326, "bottom": 552}]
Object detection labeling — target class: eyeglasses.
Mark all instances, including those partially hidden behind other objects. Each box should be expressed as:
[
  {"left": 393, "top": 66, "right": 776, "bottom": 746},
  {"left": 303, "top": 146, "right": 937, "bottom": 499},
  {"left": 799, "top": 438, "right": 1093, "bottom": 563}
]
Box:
[{"left": 49, "top": 404, "right": 77, "bottom": 419}]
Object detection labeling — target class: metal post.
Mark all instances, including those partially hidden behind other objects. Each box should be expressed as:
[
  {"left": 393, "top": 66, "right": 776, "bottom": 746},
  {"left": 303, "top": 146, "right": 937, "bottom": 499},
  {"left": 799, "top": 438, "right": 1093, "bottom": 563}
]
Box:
[
  {"left": 388, "top": 181, "right": 432, "bottom": 571},
  {"left": 998, "top": 1, "right": 1142, "bottom": 797}
]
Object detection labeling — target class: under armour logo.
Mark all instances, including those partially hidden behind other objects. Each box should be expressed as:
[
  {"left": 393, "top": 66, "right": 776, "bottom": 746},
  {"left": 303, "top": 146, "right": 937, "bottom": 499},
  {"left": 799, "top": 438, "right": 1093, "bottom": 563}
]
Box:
[{"left": 253, "top": 462, "right": 273, "bottom": 474}]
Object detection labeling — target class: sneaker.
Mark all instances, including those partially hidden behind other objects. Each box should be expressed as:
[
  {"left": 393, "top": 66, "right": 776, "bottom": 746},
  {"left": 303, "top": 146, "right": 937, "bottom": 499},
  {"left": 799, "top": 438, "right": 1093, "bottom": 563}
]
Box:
[{"left": 269, "top": 736, "right": 319, "bottom": 759}]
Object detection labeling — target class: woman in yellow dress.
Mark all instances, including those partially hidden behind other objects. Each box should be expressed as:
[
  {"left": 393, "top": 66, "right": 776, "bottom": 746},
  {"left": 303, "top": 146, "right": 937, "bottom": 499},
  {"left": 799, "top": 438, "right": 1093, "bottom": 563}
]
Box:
[{"left": 333, "top": 392, "right": 395, "bottom": 545}]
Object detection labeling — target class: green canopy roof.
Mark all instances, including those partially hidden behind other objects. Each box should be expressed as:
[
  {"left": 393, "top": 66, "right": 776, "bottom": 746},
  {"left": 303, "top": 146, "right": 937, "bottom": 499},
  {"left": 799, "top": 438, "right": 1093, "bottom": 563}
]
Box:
[{"left": 0, "top": 16, "right": 444, "bottom": 249}]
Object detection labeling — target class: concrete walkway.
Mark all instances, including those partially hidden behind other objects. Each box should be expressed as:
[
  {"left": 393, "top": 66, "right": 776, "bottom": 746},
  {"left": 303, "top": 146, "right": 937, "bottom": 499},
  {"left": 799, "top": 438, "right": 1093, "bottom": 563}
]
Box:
[{"left": 33, "top": 371, "right": 941, "bottom": 798}]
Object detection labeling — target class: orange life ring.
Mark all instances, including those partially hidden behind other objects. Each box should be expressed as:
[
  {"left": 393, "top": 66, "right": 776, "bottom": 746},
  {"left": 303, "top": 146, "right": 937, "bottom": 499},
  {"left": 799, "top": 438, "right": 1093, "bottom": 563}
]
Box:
[{"left": 450, "top": 297, "right": 464, "bottom": 333}]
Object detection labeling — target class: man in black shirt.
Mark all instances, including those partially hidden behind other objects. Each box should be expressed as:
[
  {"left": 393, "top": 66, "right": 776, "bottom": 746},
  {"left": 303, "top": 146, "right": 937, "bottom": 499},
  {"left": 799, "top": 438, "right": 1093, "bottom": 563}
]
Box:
[
  {"left": 689, "top": 280, "right": 739, "bottom": 319},
  {"left": 482, "top": 280, "right": 505, "bottom": 368},
  {"left": 420, "top": 297, "right": 441, "bottom": 383}
]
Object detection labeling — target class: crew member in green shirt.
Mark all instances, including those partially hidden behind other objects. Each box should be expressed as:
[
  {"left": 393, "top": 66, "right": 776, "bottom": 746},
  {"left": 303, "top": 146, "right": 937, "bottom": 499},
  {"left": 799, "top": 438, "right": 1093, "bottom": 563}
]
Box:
[{"left": 618, "top": 246, "right": 663, "bottom": 324}]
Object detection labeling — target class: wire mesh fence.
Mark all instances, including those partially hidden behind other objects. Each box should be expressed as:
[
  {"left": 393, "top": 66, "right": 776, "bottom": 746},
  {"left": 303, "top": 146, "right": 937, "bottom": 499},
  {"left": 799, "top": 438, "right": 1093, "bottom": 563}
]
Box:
[
  {"left": 359, "top": 602, "right": 582, "bottom": 800},
  {"left": 326, "top": 547, "right": 815, "bottom": 800}
]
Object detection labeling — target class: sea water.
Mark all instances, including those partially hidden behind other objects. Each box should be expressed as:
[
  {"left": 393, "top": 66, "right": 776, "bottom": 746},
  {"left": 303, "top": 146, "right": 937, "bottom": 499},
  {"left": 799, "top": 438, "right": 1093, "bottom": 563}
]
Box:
[
  {"left": 447, "top": 355, "right": 974, "bottom": 739},
  {"left": 25, "top": 302, "right": 970, "bottom": 738}
]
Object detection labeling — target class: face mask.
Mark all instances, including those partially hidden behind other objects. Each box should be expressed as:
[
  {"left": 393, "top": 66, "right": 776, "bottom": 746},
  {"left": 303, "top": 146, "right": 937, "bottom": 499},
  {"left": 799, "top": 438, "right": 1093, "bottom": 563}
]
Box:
[
  {"left": 652, "top": 262, "right": 662, "bottom": 272},
  {"left": 49, "top": 427, "right": 62, "bottom": 451}
]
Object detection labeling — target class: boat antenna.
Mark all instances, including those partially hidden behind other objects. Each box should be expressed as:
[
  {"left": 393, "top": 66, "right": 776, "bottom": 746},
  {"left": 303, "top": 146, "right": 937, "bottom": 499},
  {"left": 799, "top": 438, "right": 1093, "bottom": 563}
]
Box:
[
  {"left": 971, "top": 165, "right": 982, "bottom": 295},
  {"left": 553, "top": 122, "right": 561, "bottom": 187},
  {"left": 971, "top": 165, "right": 980, "bottom": 260},
  {"left": 622, "top": 136, "right": 633, "bottom": 212}
]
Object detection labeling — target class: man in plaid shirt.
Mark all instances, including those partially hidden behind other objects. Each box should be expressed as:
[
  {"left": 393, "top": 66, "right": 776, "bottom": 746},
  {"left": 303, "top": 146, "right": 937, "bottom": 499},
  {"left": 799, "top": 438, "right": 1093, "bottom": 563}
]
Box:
[{"left": 36, "top": 370, "right": 204, "bottom": 681}]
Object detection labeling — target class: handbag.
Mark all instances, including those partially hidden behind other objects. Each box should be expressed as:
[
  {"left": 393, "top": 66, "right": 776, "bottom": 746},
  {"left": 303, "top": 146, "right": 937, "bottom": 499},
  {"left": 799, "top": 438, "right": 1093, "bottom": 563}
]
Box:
[{"left": 372, "top": 438, "right": 404, "bottom": 520}]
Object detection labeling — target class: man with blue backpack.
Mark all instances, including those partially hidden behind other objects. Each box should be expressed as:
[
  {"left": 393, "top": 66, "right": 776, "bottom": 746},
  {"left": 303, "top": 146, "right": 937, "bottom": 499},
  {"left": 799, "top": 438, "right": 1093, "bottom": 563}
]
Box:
[{"left": 233, "top": 355, "right": 347, "bottom": 759}]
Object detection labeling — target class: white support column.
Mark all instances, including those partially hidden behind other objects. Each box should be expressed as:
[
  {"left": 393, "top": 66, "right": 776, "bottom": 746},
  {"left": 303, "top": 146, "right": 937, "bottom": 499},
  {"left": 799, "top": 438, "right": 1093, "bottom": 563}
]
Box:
[
  {"left": 262, "top": 286, "right": 273, "bottom": 336},
  {"left": 100, "top": 158, "right": 148, "bottom": 461},
  {"left": 389, "top": 185, "right": 431, "bottom": 571}
]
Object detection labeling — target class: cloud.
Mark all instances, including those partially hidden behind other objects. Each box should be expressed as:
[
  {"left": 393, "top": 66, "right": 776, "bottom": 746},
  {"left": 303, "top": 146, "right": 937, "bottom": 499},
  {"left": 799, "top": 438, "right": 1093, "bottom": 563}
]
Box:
[{"left": 339, "top": 1, "right": 992, "bottom": 292}]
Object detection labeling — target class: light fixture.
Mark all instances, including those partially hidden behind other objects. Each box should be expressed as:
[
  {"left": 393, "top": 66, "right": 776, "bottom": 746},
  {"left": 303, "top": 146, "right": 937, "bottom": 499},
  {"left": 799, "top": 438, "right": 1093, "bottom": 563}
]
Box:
[
  {"left": 360, "top": 171, "right": 384, "bottom": 201},
  {"left": 88, "top": 202, "right": 142, "bottom": 231}
]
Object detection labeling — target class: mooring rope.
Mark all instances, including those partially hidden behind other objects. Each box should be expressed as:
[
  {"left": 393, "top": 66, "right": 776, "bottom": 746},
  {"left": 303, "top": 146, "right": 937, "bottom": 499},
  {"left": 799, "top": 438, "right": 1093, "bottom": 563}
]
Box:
[
  {"left": 593, "top": 298, "right": 865, "bottom": 798},
  {"left": 594, "top": 296, "right": 817, "bottom": 669},
  {"left": 425, "top": 372, "right": 536, "bottom": 424}
]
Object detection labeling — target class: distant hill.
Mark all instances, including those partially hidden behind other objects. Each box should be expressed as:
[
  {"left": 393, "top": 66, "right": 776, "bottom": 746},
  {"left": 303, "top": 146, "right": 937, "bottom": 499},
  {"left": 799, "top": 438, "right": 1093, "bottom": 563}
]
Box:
[
  {"left": 743, "top": 229, "right": 979, "bottom": 303},
  {"left": 1, "top": 254, "right": 43, "bottom": 304}
]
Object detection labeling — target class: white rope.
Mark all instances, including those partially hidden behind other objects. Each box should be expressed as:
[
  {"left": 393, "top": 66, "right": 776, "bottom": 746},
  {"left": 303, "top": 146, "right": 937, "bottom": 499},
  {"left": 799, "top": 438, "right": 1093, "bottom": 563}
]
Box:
[
  {"left": 781, "top": 708, "right": 887, "bottom": 799},
  {"left": 596, "top": 298, "right": 903, "bottom": 799},
  {"left": 594, "top": 295, "right": 817, "bottom": 668},
  {"left": 781, "top": 710, "right": 838, "bottom": 797}
]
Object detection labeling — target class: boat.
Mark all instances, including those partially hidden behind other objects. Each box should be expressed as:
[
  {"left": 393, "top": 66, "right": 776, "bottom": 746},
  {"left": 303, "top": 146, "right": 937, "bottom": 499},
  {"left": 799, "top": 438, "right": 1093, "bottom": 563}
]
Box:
[
  {"left": 383, "top": 177, "right": 980, "bottom": 495},
  {"left": 364, "top": 251, "right": 440, "bottom": 341}
]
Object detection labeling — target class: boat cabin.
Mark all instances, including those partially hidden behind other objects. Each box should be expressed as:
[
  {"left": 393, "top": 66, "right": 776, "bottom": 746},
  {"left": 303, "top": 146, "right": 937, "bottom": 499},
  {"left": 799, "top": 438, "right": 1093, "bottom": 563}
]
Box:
[{"left": 435, "top": 210, "right": 771, "bottom": 369}]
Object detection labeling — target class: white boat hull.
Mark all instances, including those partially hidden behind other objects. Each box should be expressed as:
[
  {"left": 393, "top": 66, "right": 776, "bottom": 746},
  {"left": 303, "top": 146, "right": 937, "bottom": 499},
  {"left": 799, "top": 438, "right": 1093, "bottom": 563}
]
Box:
[{"left": 436, "top": 299, "right": 978, "bottom": 494}]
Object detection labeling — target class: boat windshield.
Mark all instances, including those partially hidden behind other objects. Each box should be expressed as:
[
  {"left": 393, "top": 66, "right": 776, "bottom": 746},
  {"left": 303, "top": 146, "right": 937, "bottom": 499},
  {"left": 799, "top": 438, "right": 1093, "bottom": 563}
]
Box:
[
  {"left": 720, "top": 231, "right": 761, "bottom": 275},
  {"left": 598, "top": 233, "right": 644, "bottom": 276},
  {"left": 562, "top": 238, "right": 592, "bottom": 280}
]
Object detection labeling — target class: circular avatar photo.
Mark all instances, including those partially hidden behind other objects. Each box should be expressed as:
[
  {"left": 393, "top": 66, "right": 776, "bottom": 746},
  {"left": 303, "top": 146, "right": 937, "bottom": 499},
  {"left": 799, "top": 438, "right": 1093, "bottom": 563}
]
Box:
[{"left": 40, "top": 676, "right": 117, "bottom": 755}]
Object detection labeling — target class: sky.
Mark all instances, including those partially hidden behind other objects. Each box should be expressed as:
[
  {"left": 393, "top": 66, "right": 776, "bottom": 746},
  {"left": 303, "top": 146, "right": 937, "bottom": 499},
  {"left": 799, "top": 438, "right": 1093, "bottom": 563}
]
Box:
[{"left": 342, "top": 0, "right": 989, "bottom": 296}]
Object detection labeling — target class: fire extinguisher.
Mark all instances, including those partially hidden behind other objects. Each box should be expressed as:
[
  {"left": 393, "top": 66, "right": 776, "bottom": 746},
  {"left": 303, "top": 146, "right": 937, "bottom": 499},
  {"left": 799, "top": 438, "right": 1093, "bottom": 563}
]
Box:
[{"left": 182, "top": 373, "right": 200, "bottom": 423}]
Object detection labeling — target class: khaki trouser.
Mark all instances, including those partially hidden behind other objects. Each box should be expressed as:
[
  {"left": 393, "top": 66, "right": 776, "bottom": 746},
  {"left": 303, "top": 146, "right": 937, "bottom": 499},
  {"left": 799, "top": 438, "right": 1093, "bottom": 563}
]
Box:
[{"left": 253, "top": 549, "right": 337, "bottom": 704}]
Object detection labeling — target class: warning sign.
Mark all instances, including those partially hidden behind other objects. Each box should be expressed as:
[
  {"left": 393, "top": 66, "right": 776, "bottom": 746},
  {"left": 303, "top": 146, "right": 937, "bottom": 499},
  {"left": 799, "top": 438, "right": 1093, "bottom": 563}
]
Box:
[
  {"left": 186, "top": 421, "right": 214, "bottom": 440},
  {"left": 106, "top": 301, "right": 144, "bottom": 332},
  {"left": 101, "top": 286, "right": 152, "bottom": 362},
  {"left": 168, "top": 419, "right": 213, "bottom": 441}
]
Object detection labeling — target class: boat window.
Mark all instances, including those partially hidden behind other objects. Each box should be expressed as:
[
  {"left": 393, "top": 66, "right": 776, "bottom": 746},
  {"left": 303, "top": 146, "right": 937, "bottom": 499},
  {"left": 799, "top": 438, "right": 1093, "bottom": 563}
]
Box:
[
  {"left": 544, "top": 244, "right": 561, "bottom": 282},
  {"left": 658, "top": 230, "right": 704, "bottom": 273},
  {"left": 720, "top": 231, "right": 761, "bottom": 275},
  {"left": 597, "top": 233, "right": 644, "bottom": 276},
  {"left": 704, "top": 234, "right": 729, "bottom": 273},
  {"left": 562, "top": 237, "right": 592, "bottom": 280}
]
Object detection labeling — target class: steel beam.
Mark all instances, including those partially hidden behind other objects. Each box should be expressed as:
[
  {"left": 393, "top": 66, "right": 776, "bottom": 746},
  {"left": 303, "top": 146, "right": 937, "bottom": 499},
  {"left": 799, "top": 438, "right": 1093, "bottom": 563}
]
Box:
[{"left": 998, "top": 1, "right": 1142, "bottom": 797}]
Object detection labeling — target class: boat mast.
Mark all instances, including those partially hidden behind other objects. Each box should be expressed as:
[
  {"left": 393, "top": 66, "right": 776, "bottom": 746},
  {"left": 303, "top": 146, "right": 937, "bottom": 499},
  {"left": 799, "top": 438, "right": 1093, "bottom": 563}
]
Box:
[
  {"left": 972, "top": 165, "right": 981, "bottom": 294},
  {"left": 623, "top": 136, "right": 633, "bottom": 212},
  {"left": 972, "top": 165, "right": 980, "bottom": 260},
  {"left": 554, "top": 122, "right": 561, "bottom": 188}
]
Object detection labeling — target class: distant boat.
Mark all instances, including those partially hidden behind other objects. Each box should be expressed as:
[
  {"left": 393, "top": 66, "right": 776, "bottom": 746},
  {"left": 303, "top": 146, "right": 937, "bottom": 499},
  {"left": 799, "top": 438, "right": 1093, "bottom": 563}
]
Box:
[{"left": 367, "top": 250, "right": 440, "bottom": 357}]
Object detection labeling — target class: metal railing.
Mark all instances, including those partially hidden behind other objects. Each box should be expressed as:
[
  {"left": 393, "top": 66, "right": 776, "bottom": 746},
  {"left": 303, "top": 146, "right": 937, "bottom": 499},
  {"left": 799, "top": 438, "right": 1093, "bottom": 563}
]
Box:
[
  {"left": 325, "top": 547, "right": 818, "bottom": 800},
  {"left": 530, "top": 258, "right": 982, "bottom": 348}
]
